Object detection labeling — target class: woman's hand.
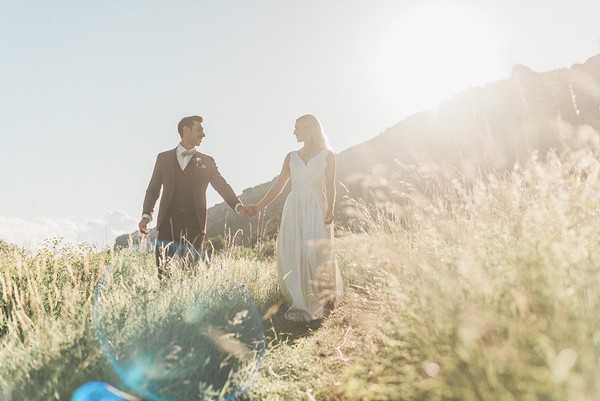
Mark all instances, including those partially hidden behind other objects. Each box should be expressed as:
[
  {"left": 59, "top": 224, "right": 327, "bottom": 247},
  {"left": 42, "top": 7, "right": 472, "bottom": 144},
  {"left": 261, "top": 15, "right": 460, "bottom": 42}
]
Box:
[
  {"left": 324, "top": 209, "right": 334, "bottom": 225},
  {"left": 243, "top": 204, "right": 259, "bottom": 217}
]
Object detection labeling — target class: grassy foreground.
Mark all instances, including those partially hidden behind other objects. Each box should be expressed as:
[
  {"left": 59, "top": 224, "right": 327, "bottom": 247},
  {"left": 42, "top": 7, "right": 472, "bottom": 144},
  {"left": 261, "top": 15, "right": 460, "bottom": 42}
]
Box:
[{"left": 3, "top": 146, "right": 600, "bottom": 401}]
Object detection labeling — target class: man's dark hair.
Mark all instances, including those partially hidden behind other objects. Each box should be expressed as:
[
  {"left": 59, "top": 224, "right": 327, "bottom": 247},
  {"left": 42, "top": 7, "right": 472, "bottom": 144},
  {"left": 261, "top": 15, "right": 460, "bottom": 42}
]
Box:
[{"left": 177, "top": 115, "right": 203, "bottom": 137}]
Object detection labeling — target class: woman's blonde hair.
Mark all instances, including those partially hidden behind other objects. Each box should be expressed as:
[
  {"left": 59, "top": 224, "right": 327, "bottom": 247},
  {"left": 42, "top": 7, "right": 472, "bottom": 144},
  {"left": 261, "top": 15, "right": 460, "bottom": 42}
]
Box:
[{"left": 297, "top": 114, "right": 330, "bottom": 150}]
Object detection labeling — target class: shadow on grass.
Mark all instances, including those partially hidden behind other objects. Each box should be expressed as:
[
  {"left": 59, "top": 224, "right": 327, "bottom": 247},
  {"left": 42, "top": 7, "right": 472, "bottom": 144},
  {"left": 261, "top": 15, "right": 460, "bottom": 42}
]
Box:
[
  {"left": 92, "top": 284, "right": 266, "bottom": 401},
  {"left": 263, "top": 303, "right": 332, "bottom": 347},
  {"left": 6, "top": 300, "right": 330, "bottom": 401}
]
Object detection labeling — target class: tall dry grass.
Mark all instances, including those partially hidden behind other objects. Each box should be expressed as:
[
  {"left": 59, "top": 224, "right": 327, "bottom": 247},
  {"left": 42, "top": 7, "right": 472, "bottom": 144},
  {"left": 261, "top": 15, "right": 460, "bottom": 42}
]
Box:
[
  {"left": 332, "top": 145, "right": 600, "bottom": 401},
  {"left": 0, "top": 243, "right": 281, "bottom": 400},
  {"left": 3, "top": 140, "right": 600, "bottom": 401}
]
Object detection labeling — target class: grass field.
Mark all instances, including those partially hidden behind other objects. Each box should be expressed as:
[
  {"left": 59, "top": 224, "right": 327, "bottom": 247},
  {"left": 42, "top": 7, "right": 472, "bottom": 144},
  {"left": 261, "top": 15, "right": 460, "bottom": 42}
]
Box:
[{"left": 3, "top": 145, "right": 600, "bottom": 401}]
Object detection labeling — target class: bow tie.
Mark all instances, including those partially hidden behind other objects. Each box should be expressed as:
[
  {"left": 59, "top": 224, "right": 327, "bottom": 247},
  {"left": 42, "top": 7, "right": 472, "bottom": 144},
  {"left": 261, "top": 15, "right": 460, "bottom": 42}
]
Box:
[{"left": 180, "top": 149, "right": 197, "bottom": 157}]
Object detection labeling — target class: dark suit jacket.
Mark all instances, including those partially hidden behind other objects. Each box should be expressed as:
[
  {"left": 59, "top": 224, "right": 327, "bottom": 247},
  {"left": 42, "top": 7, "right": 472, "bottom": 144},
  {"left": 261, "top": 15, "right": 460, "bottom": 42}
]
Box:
[{"left": 143, "top": 147, "right": 240, "bottom": 237}]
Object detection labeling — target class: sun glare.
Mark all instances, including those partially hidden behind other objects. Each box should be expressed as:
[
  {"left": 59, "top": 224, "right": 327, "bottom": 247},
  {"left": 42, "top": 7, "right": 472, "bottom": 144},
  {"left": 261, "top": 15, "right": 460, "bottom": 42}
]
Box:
[{"left": 374, "top": 3, "right": 506, "bottom": 112}]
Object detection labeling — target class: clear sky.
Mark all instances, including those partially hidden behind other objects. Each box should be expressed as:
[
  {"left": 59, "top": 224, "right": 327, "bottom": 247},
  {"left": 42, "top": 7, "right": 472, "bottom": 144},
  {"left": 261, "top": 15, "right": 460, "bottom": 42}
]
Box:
[{"left": 1, "top": 0, "right": 599, "bottom": 248}]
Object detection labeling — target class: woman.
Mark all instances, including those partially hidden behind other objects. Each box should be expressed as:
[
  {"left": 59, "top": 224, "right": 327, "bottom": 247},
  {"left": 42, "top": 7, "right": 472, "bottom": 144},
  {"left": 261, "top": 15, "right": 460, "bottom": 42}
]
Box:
[{"left": 248, "top": 114, "right": 344, "bottom": 322}]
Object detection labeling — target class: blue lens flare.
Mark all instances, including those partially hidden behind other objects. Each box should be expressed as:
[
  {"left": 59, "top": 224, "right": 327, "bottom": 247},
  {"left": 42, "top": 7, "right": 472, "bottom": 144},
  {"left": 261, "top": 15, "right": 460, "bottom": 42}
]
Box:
[
  {"left": 71, "top": 382, "right": 130, "bottom": 401},
  {"left": 91, "top": 259, "right": 266, "bottom": 401}
]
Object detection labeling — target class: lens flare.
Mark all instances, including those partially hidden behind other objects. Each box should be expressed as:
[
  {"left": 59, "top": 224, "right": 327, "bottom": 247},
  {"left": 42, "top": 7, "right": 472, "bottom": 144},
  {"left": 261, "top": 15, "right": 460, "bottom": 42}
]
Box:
[
  {"left": 71, "top": 381, "right": 139, "bottom": 401},
  {"left": 91, "top": 258, "right": 266, "bottom": 401}
]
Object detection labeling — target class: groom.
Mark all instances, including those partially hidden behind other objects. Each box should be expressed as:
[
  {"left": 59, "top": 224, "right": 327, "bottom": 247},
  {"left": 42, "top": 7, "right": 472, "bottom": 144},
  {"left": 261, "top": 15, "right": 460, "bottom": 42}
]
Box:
[{"left": 139, "top": 115, "right": 250, "bottom": 279}]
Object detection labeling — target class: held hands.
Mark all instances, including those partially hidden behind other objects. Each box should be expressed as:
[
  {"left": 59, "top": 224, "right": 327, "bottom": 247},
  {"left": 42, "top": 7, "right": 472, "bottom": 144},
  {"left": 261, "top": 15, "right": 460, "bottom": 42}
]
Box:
[
  {"left": 324, "top": 209, "right": 334, "bottom": 225},
  {"left": 239, "top": 204, "right": 259, "bottom": 218}
]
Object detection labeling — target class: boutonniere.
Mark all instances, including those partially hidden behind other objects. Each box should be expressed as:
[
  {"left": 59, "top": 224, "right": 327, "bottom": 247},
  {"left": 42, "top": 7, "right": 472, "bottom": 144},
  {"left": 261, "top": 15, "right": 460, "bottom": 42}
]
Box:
[{"left": 194, "top": 156, "right": 207, "bottom": 169}]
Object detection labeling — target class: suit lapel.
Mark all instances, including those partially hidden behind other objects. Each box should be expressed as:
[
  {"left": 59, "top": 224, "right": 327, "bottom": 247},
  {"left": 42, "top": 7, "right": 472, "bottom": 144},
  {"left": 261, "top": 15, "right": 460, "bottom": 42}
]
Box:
[
  {"left": 189, "top": 151, "right": 210, "bottom": 181},
  {"left": 183, "top": 150, "right": 198, "bottom": 172},
  {"left": 163, "top": 148, "right": 178, "bottom": 206},
  {"left": 167, "top": 148, "right": 177, "bottom": 179}
]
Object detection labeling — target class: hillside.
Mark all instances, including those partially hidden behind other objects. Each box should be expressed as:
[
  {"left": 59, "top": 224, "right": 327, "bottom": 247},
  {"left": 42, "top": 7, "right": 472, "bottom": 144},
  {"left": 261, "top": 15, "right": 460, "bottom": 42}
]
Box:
[
  {"left": 204, "top": 54, "right": 600, "bottom": 241},
  {"left": 115, "top": 54, "right": 600, "bottom": 248}
]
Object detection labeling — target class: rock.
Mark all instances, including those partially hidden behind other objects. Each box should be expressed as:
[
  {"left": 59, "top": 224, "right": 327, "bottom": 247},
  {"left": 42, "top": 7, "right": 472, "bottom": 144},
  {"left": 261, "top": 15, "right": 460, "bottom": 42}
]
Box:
[{"left": 113, "top": 227, "right": 157, "bottom": 252}]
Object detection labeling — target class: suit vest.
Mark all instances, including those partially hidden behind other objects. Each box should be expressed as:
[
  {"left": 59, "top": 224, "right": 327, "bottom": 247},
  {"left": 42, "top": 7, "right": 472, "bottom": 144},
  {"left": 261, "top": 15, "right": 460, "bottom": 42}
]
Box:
[{"left": 168, "top": 162, "right": 198, "bottom": 224}]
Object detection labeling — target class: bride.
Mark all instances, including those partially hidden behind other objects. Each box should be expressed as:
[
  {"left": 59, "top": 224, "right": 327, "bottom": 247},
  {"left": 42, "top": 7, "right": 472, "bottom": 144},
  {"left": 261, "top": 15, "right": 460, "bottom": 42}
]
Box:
[{"left": 248, "top": 114, "right": 344, "bottom": 322}]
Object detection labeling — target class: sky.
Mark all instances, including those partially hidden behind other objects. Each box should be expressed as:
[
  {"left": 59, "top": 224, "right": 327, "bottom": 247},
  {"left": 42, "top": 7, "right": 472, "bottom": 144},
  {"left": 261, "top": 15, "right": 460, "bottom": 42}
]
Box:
[{"left": 1, "top": 0, "right": 599, "bottom": 249}]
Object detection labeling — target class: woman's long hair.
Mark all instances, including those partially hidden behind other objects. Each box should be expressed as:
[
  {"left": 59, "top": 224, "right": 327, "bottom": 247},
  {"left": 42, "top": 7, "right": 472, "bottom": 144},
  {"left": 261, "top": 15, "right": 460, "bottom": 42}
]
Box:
[{"left": 297, "top": 114, "right": 330, "bottom": 150}]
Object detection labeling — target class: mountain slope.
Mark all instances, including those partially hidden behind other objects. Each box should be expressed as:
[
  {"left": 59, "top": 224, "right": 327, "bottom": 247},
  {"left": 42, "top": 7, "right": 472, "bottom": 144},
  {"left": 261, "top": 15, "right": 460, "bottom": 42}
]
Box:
[{"left": 203, "top": 54, "right": 600, "bottom": 242}]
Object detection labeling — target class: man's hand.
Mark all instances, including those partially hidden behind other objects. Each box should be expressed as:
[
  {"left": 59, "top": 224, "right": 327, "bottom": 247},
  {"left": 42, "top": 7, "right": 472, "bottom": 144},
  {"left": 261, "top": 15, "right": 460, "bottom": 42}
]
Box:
[{"left": 139, "top": 216, "right": 151, "bottom": 235}]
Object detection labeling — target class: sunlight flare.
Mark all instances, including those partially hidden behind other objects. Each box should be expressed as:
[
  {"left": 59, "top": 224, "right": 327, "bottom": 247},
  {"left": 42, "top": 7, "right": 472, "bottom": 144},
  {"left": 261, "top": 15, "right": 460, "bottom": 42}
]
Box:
[{"left": 374, "top": 2, "right": 506, "bottom": 111}]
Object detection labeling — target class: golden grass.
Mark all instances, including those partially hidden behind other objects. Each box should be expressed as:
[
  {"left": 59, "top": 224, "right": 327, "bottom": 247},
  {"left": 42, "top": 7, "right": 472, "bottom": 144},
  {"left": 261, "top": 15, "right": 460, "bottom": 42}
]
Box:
[{"left": 3, "top": 145, "right": 600, "bottom": 400}]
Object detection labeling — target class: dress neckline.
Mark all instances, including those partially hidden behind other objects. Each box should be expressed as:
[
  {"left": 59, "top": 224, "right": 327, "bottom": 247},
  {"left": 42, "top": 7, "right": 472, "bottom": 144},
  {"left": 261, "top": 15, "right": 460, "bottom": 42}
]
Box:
[{"left": 296, "top": 148, "right": 325, "bottom": 167}]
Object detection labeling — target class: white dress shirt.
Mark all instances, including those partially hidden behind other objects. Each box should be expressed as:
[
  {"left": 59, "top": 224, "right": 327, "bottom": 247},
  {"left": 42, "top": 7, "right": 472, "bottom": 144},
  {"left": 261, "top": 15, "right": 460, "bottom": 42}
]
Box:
[{"left": 176, "top": 143, "right": 197, "bottom": 170}]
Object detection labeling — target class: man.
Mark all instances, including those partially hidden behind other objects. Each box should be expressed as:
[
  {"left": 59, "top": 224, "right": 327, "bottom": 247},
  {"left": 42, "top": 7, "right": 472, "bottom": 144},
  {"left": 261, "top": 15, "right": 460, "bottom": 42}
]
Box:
[{"left": 139, "top": 115, "right": 250, "bottom": 279}]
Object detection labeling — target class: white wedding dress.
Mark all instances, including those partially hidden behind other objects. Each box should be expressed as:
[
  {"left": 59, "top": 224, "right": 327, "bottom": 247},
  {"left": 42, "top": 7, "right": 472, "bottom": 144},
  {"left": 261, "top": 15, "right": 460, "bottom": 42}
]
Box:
[{"left": 276, "top": 150, "right": 344, "bottom": 322}]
